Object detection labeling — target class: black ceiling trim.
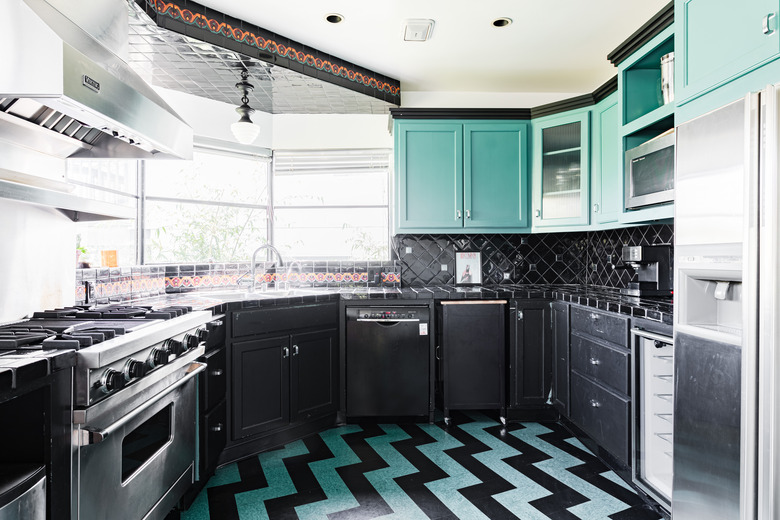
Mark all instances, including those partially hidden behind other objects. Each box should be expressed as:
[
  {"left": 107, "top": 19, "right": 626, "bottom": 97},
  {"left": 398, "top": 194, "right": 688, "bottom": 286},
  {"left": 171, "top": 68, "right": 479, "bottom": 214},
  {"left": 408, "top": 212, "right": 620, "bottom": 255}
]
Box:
[
  {"left": 136, "top": 0, "right": 401, "bottom": 105},
  {"left": 593, "top": 75, "right": 619, "bottom": 104},
  {"left": 607, "top": 2, "right": 674, "bottom": 66},
  {"left": 389, "top": 108, "right": 532, "bottom": 120},
  {"left": 530, "top": 93, "right": 595, "bottom": 119}
]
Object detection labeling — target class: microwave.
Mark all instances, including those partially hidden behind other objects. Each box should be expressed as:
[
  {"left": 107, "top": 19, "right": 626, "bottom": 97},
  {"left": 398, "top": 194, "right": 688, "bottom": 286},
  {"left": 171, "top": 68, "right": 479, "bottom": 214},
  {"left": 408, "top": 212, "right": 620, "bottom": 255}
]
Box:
[{"left": 624, "top": 130, "right": 675, "bottom": 210}]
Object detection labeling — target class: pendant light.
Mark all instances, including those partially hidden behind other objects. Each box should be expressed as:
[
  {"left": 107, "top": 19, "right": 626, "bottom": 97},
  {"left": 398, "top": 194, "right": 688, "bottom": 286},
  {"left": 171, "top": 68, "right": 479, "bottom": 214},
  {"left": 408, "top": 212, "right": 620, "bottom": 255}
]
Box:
[{"left": 231, "top": 70, "right": 260, "bottom": 145}]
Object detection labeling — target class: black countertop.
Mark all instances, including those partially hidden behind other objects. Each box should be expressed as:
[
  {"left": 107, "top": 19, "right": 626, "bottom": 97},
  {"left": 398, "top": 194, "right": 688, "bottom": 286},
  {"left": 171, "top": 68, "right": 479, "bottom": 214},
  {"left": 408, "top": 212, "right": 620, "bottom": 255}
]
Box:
[{"left": 146, "top": 284, "right": 673, "bottom": 325}]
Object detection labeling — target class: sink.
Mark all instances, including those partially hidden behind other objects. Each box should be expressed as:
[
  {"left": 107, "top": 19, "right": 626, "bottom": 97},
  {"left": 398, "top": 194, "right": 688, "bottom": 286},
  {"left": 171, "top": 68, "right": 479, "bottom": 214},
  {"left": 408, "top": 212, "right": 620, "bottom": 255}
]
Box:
[{"left": 199, "top": 288, "right": 330, "bottom": 300}]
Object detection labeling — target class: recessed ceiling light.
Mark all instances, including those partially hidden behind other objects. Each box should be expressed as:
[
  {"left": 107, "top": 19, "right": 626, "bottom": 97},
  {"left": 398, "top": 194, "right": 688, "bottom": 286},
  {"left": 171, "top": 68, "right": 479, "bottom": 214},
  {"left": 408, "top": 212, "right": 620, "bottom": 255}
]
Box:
[
  {"left": 325, "top": 13, "right": 344, "bottom": 24},
  {"left": 492, "top": 17, "right": 512, "bottom": 28}
]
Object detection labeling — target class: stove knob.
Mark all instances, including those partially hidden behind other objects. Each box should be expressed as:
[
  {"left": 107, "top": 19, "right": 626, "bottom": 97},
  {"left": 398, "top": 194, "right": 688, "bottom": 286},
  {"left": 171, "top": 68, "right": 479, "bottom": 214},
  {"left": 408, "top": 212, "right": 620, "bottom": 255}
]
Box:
[
  {"left": 183, "top": 333, "right": 200, "bottom": 351},
  {"left": 147, "top": 347, "right": 168, "bottom": 369},
  {"left": 100, "top": 368, "right": 125, "bottom": 394},
  {"left": 163, "top": 338, "right": 185, "bottom": 357},
  {"left": 197, "top": 327, "right": 209, "bottom": 343},
  {"left": 123, "top": 359, "right": 148, "bottom": 381}
]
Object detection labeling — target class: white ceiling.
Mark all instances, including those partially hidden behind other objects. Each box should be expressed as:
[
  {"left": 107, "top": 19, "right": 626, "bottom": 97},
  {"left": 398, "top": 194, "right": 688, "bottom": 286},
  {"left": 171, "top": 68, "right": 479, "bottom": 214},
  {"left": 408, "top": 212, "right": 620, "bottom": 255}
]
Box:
[{"left": 199, "top": 0, "right": 669, "bottom": 102}]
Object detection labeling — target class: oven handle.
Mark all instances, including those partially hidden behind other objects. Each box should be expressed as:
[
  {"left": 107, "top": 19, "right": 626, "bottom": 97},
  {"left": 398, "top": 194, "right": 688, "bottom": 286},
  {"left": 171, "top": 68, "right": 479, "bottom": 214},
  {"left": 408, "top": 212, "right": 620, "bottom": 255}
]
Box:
[
  {"left": 631, "top": 328, "right": 672, "bottom": 346},
  {"left": 80, "top": 362, "right": 206, "bottom": 446}
]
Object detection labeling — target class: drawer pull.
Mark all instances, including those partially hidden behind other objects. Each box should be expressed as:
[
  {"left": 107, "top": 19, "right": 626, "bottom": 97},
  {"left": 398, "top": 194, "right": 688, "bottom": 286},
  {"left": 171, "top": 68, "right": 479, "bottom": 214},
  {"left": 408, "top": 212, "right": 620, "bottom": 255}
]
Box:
[
  {"left": 590, "top": 399, "right": 601, "bottom": 408},
  {"left": 210, "top": 423, "right": 223, "bottom": 433},
  {"left": 589, "top": 313, "right": 600, "bottom": 321},
  {"left": 589, "top": 358, "right": 600, "bottom": 365},
  {"left": 210, "top": 369, "right": 224, "bottom": 377}
]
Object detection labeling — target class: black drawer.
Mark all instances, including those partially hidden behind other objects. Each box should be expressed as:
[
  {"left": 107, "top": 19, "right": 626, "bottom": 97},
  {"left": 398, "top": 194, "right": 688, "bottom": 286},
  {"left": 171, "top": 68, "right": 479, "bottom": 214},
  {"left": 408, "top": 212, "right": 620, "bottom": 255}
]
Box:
[
  {"left": 201, "top": 400, "right": 226, "bottom": 475},
  {"left": 570, "top": 334, "right": 630, "bottom": 395},
  {"left": 200, "top": 348, "right": 226, "bottom": 410},
  {"left": 570, "top": 371, "right": 630, "bottom": 465},
  {"left": 232, "top": 302, "right": 338, "bottom": 338},
  {"left": 570, "top": 306, "right": 629, "bottom": 347}
]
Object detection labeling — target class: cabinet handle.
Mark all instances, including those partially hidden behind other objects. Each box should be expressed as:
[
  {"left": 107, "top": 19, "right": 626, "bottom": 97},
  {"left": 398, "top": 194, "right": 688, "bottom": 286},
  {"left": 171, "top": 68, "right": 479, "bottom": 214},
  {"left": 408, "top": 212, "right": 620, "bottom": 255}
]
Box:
[
  {"left": 517, "top": 310, "right": 524, "bottom": 320},
  {"left": 589, "top": 357, "right": 600, "bottom": 365},
  {"left": 210, "top": 368, "right": 224, "bottom": 377},
  {"left": 456, "top": 209, "right": 462, "bottom": 219},
  {"left": 534, "top": 209, "right": 541, "bottom": 218},
  {"left": 590, "top": 399, "right": 601, "bottom": 408},
  {"left": 282, "top": 346, "right": 290, "bottom": 358},
  {"left": 593, "top": 203, "right": 600, "bottom": 213},
  {"left": 589, "top": 312, "right": 600, "bottom": 321},
  {"left": 292, "top": 345, "right": 299, "bottom": 356},
  {"left": 764, "top": 13, "right": 776, "bottom": 35},
  {"left": 465, "top": 209, "right": 471, "bottom": 219},
  {"left": 435, "top": 345, "right": 441, "bottom": 360},
  {"left": 210, "top": 423, "right": 223, "bottom": 432}
]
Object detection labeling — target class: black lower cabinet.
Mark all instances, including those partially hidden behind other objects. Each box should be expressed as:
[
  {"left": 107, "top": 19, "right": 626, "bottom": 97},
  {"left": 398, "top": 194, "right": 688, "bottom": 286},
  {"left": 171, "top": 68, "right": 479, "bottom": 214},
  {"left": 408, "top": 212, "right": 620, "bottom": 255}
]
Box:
[
  {"left": 290, "top": 329, "right": 339, "bottom": 422},
  {"left": 551, "top": 301, "right": 570, "bottom": 416},
  {"left": 508, "top": 299, "right": 553, "bottom": 416},
  {"left": 438, "top": 301, "right": 505, "bottom": 422}
]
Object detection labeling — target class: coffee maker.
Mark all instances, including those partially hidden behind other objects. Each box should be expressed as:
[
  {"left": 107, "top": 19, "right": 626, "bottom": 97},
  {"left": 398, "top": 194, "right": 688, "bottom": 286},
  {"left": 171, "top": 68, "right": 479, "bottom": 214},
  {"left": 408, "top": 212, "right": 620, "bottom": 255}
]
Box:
[{"left": 617, "top": 245, "right": 673, "bottom": 297}]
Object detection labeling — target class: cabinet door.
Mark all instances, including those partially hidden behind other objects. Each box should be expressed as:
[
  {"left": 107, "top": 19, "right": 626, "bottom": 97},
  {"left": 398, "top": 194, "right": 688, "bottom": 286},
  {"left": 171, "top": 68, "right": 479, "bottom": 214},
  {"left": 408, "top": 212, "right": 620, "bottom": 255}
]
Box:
[
  {"left": 231, "top": 336, "right": 290, "bottom": 439},
  {"left": 591, "top": 96, "right": 620, "bottom": 224},
  {"left": 290, "top": 329, "right": 338, "bottom": 422},
  {"left": 464, "top": 123, "right": 529, "bottom": 229},
  {"left": 677, "top": 0, "right": 780, "bottom": 102},
  {"left": 508, "top": 300, "right": 552, "bottom": 408},
  {"left": 551, "top": 301, "right": 570, "bottom": 415},
  {"left": 441, "top": 303, "right": 505, "bottom": 410},
  {"left": 532, "top": 112, "right": 590, "bottom": 227},
  {"left": 396, "top": 122, "right": 464, "bottom": 230}
]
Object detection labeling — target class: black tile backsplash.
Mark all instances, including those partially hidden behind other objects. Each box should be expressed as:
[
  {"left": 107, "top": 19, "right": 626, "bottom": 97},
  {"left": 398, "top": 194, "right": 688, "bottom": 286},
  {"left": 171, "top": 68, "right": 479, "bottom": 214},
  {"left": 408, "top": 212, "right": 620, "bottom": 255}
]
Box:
[{"left": 392, "top": 224, "right": 673, "bottom": 289}]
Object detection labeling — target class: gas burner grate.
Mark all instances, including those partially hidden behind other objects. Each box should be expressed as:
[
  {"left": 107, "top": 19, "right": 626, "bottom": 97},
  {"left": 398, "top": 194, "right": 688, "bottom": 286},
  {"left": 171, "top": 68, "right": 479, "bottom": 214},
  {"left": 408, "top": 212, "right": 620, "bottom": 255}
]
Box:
[{"left": 0, "top": 329, "right": 56, "bottom": 349}]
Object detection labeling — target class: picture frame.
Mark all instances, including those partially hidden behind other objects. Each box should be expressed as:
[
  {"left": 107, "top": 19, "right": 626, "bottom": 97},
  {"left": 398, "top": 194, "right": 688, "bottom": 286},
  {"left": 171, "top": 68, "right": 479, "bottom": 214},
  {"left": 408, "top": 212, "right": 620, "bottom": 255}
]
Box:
[{"left": 455, "top": 251, "right": 482, "bottom": 285}]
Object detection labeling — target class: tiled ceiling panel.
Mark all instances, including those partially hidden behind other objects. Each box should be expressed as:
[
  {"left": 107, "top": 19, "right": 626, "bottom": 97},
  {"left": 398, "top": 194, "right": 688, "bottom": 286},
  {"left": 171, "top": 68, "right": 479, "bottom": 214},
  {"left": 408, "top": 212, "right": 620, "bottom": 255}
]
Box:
[{"left": 126, "top": 2, "right": 397, "bottom": 115}]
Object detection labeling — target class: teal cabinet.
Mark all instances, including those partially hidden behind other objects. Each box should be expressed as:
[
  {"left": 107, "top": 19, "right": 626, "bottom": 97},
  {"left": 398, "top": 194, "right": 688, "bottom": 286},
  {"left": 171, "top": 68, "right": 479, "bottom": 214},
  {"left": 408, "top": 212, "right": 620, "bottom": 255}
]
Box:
[
  {"left": 532, "top": 111, "right": 590, "bottom": 228},
  {"left": 591, "top": 94, "right": 620, "bottom": 225},
  {"left": 677, "top": 0, "right": 780, "bottom": 104},
  {"left": 396, "top": 122, "right": 463, "bottom": 230},
  {"left": 395, "top": 120, "right": 529, "bottom": 233}
]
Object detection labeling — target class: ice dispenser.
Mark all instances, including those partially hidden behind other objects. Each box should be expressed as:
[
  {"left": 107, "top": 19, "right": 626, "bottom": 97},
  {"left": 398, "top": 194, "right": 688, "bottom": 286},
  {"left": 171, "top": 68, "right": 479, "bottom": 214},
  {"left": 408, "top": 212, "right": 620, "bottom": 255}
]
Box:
[{"left": 677, "top": 269, "right": 742, "bottom": 340}]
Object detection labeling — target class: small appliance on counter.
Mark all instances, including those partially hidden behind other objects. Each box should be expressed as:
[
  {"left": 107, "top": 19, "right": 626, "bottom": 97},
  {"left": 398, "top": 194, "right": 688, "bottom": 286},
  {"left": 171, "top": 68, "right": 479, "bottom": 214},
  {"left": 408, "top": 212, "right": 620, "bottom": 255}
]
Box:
[{"left": 617, "top": 245, "right": 673, "bottom": 297}]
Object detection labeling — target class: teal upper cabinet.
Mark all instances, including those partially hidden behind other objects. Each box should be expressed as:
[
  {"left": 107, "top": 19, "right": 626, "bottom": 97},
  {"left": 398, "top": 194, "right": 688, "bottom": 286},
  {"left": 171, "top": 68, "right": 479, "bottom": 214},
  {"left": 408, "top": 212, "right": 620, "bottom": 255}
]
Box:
[
  {"left": 396, "top": 122, "right": 463, "bottom": 230},
  {"left": 591, "top": 94, "right": 620, "bottom": 225},
  {"left": 532, "top": 110, "right": 590, "bottom": 228},
  {"left": 395, "top": 120, "right": 529, "bottom": 233},
  {"left": 677, "top": 0, "right": 780, "bottom": 104}
]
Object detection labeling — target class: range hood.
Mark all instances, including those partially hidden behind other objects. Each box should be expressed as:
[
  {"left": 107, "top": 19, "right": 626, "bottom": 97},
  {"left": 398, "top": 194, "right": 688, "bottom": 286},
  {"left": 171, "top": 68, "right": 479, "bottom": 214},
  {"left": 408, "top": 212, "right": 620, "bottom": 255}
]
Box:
[{"left": 0, "top": 0, "right": 192, "bottom": 160}]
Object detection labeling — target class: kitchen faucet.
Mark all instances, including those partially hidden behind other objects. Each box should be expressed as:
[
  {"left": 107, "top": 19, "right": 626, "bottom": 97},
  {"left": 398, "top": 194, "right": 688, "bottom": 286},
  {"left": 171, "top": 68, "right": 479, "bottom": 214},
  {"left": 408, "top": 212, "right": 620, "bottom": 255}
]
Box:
[
  {"left": 283, "top": 260, "right": 303, "bottom": 290},
  {"left": 249, "top": 244, "right": 284, "bottom": 292}
]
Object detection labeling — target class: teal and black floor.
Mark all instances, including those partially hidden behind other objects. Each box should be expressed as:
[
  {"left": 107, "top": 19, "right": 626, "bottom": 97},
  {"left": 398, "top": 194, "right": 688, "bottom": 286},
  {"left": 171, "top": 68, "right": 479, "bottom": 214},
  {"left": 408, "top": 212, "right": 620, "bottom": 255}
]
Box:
[{"left": 183, "top": 413, "right": 663, "bottom": 519}]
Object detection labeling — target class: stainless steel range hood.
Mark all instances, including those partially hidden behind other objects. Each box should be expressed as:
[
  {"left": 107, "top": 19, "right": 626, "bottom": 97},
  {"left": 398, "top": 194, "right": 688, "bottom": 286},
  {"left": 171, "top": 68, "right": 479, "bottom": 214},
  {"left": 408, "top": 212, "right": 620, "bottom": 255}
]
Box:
[{"left": 0, "top": 0, "right": 193, "bottom": 161}]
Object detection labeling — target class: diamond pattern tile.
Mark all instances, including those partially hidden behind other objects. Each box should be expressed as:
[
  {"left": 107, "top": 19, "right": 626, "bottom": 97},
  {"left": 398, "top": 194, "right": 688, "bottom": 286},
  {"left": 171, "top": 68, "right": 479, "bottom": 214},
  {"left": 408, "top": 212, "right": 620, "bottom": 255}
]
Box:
[
  {"left": 126, "top": 2, "right": 397, "bottom": 115},
  {"left": 392, "top": 224, "right": 674, "bottom": 289}
]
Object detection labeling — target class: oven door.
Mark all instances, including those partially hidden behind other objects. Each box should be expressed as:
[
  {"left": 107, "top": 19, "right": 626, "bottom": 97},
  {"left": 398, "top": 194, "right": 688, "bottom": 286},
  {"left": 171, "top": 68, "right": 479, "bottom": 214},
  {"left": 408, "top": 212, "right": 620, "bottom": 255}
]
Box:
[{"left": 76, "top": 364, "right": 204, "bottom": 520}]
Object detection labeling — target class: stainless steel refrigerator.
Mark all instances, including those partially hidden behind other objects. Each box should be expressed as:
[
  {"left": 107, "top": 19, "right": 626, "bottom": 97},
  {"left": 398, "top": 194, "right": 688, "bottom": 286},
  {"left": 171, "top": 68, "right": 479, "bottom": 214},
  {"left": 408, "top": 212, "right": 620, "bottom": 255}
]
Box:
[{"left": 674, "top": 85, "right": 780, "bottom": 519}]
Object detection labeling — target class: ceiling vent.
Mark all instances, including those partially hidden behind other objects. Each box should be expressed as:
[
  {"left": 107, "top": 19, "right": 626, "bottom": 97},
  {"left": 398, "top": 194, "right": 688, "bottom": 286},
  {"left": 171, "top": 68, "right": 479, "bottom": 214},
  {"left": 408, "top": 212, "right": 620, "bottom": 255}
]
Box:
[{"left": 403, "top": 19, "right": 435, "bottom": 42}]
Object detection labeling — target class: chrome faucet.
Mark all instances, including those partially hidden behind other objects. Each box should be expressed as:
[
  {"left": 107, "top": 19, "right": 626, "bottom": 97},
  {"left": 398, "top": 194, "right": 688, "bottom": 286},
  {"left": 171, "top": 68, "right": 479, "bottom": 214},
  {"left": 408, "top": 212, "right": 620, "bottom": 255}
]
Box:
[
  {"left": 284, "top": 260, "right": 303, "bottom": 290},
  {"left": 249, "top": 244, "right": 284, "bottom": 292}
]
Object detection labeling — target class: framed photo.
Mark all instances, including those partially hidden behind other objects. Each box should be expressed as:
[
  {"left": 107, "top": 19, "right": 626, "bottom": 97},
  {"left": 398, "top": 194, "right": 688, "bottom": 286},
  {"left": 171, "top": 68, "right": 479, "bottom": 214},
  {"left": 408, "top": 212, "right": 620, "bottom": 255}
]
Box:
[{"left": 455, "top": 251, "right": 482, "bottom": 285}]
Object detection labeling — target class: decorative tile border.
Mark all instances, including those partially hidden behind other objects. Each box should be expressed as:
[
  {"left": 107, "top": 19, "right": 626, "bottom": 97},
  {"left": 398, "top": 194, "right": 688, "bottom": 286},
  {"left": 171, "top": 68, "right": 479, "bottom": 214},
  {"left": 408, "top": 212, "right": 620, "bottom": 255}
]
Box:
[{"left": 138, "top": 0, "right": 400, "bottom": 103}]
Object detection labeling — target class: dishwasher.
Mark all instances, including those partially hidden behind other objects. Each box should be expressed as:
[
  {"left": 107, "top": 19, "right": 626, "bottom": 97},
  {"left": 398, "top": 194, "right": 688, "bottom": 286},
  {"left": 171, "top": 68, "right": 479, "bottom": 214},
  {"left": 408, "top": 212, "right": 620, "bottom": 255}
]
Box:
[{"left": 345, "top": 305, "right": 432, "bottom": 419}]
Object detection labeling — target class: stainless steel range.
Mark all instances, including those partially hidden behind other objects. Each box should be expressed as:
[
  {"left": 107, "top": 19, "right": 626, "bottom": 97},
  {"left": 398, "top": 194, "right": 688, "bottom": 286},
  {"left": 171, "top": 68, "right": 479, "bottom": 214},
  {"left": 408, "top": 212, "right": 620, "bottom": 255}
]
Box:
[{"left": 0, "top": 303, "right": 222, "bottom": 520}]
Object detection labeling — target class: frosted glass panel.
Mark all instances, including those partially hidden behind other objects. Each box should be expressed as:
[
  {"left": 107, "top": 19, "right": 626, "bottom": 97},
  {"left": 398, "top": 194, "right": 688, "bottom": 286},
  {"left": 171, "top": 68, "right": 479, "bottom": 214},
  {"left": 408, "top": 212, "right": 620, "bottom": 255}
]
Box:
[{"left": 541, "top": 121, "right": 582, "bottom": 219}]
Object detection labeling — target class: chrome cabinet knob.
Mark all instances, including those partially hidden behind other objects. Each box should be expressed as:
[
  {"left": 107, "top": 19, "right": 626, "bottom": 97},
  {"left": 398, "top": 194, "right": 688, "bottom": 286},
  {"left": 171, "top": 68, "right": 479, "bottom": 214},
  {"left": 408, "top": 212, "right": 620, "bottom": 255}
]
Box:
[
  {"left": 210, "top": 368, "right": 224, "bottom": 377},
  {"left": 534, "top": 209, "right": 541, "bottom": 218},
  {"left": 590, "top": 399, "right": 601, "bottom": 408},
  {"left": 210, "top": 423, "right": 223, "bottom": 432},
  {"left": 589, "top": 358, "right": 600, "bottom": 365}
]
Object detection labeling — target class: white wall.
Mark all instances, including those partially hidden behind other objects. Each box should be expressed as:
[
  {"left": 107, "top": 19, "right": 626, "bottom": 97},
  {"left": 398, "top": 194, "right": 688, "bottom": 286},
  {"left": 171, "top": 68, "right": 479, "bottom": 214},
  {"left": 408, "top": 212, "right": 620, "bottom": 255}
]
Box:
[
  {"left": 0, "top": 199, "right": 74, "bottom": 323},
  {"left": 272, "top": 114, "right": 393, "bottom": 150},
  {"left": 401, "top": 90, "right": 583, "bottom": 108},
  {"left": 155, "top": 87, "right": 274, "bottom": 150}
]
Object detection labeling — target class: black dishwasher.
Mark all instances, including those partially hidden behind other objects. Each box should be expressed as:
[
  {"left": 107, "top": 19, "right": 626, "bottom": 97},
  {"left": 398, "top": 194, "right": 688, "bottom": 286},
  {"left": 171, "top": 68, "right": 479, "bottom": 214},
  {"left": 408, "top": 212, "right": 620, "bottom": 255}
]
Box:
[{"left": 345, "top": 305, "right": 431, "bottom": 419}]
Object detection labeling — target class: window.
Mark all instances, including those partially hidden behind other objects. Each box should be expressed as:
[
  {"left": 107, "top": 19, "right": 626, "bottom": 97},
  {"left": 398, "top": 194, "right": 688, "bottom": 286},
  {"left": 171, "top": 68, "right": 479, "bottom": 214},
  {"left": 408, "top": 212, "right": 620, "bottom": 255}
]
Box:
[
  {"left": 67, "top": 159, "right": 140, "bottom": 266},
  {"left": 273, "top": 149, "right": 390, "bottom": 260},
  {"left": 69, "top": 146, "right": 390, "bottom": 266},
  {"left": 144, "top": 149, "right": 270, "bottom": 263}
]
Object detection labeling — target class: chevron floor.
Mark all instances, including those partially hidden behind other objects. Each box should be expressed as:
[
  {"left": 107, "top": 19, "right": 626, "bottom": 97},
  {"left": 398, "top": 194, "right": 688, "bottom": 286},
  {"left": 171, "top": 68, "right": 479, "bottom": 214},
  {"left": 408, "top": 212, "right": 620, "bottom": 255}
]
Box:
[{"left": 182, "top": 413, "right": 663, "bottom": 520}]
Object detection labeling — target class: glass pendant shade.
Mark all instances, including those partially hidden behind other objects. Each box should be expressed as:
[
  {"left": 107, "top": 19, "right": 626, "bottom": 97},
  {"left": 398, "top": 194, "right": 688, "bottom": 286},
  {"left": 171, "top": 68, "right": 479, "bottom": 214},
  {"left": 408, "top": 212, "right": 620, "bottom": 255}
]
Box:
[{"left": 231, "top": 70, "right": 260, "bottom": 145}]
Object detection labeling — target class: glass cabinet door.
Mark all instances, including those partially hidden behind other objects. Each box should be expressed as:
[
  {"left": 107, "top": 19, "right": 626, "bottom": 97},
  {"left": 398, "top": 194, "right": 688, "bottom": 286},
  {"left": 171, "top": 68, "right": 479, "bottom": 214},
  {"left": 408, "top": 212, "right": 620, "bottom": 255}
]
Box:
[{"left": 533, "top": 112, "right": 590, "bottom": 227}]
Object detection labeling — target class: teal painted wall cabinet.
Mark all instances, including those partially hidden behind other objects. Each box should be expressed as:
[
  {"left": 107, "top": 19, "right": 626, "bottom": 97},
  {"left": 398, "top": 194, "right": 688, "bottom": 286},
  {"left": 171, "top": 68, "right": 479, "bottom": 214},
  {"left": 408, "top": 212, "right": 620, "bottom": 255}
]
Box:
[
  {"left": 591, "top": 94, "right": 620, "bottom": 226},
  {"left": 395, "top": 120, "right": 530, "bottom": 233},
  {"left": 676, "top": 0, "right": 780, "bottom": 105},
  {"left": 531, "top": 110, "right": 591, "bottom": 228}
]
